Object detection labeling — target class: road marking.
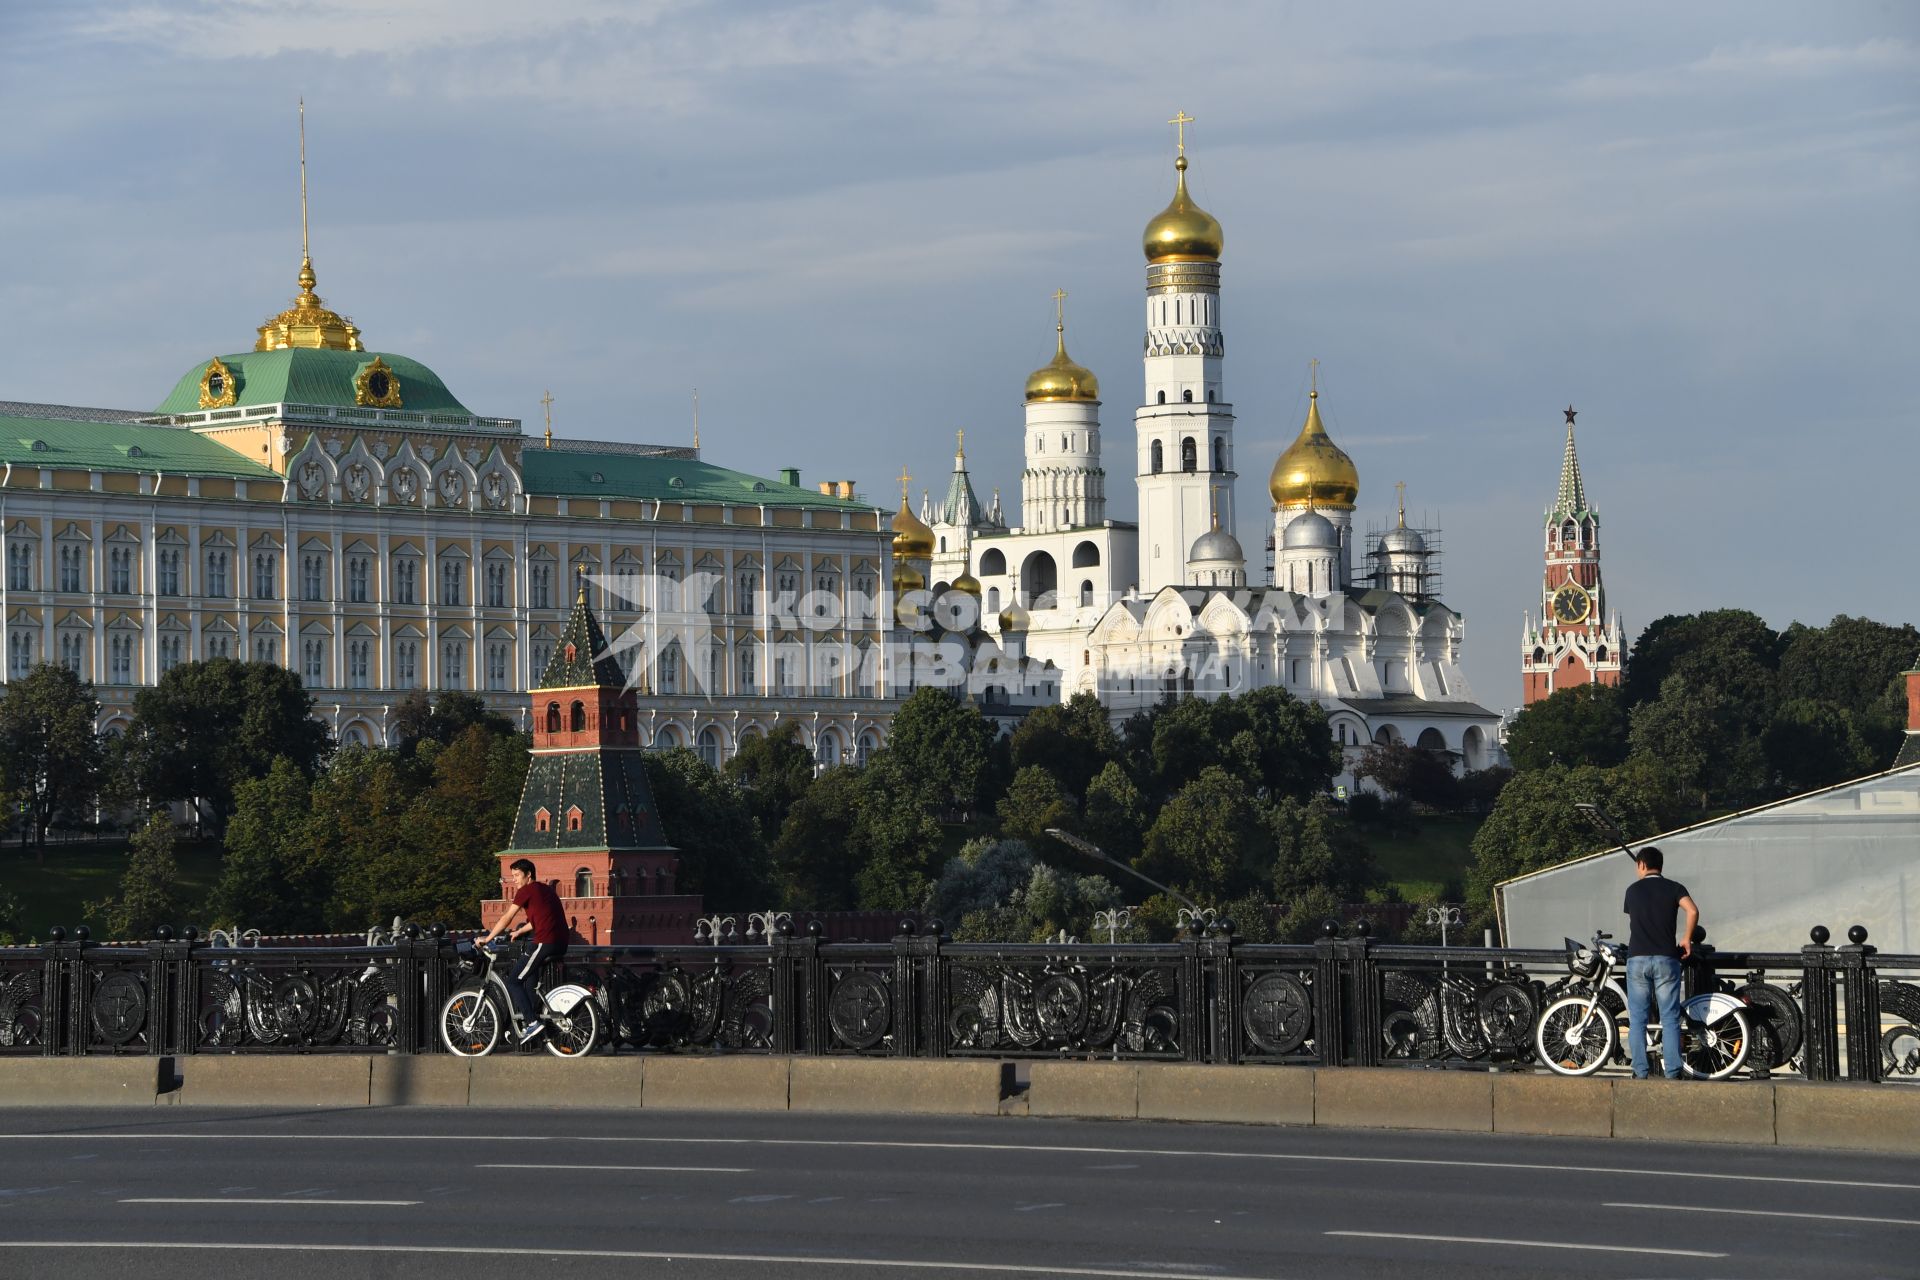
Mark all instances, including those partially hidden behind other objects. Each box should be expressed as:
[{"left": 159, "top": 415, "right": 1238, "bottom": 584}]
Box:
[
  {"left": 119, "top": 1198, "right": 419, "bottom": 1207},
  {"left": 1327, "top": 1232, "right": 1726, "bottom": 1258},
  {"left": 0, "top": 1241, "right": 1286, "bottom": 1278},
  {"left": 7, "top": 1131, "right": 1904, "bottom": 1193},
  {"left": 478, "top": 1163, "right": 751, "bottom": 1173},
  {"left": 1607, "top": 1202, "right": 1920, "bottom": 1227}
]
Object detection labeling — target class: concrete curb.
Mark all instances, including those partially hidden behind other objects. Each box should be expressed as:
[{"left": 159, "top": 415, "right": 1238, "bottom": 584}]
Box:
[{"left": 3, "top": 1057, "right": 1912, "bottom": 1153}]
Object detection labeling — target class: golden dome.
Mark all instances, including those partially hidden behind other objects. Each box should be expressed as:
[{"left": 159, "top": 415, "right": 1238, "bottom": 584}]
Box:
[
  {"left": 1268, "top": 390, "right": 1359, "bottom": 509},
  {"left": 1142, "top": 156, "right": 1223, "bottom": 263},
  {"left": 951, "top": 571, "right": 982, "bottom": 597},
  {"left": 892, "top": 560, "right": 926, "bottom": 595},
  {"left": 890, "top": 476, "right": 936, "bottom": 560},
  {"left": 256, "top": 256, "right": 364, "bottom": 352},
  {"left": 997, "top": 600, "right": 1030, "bottom": 633},
  {"left": 1025, "top": 327, "right": 1099, "bottom": 403}
]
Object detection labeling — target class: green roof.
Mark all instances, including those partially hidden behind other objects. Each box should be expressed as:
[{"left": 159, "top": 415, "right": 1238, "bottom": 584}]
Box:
[
  {"left": 154, "top": 349, "right": 473, "bottom": 416},
  {"left": 538, "top": 582, "right": 629, "bottom": 690},
  {"left": 522, "top": 448, "right": 875, "bottom": 512},
  {"left": 0, "top": 413, "right": 280, "bottom": 479}
]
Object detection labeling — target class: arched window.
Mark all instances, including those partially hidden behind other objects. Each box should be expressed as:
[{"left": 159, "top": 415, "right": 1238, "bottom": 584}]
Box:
[
  {"left": 1182, "top": 388, "right": 1193, "bottom": 403},
  {"left": 986, "top": 587, "right": 1000, "bottom": 613},
  {"left": 1213, "top": 437, "right": 1225, "bottom": 471},
  {"left": 566, "top": 806, "right": 584, "bottom": 832},
  {"left": 1206, "top": 390, "right": 1215, "bottom": 403},
  {"left": 1562, "top": 520, "right": 1578, "bottom": 547},
  {"left": 1080, "top": 580, "right": 1093, "bottom": 607},
  {"left": 1151, "top": 440, "right": 1164, "bottom": 474},
  {"left": 569, "top": 700, "right": 587, "bottom": 732},
  {"left": 1157, "top": 390, "right": 1167, "bottom": 404},
  {"left": 1181, "top": 437, "right": 1197, "bottom": 473},
  {"left": 575, "top": 868, "right": 593, "bottom": 897},
  {"left": 535, "top": 807, "right": 552, "bottom": 833},
  {"left": 698, "top": 726, "right": 721, "bottom": 770},
  {"left": 1533, "top": 647, "right": 1546, "bottom": 663}
]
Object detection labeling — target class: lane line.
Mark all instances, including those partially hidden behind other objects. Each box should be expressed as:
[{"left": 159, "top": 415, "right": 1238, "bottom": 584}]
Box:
[
  {"left": 478, "top": 1163, "right": 752, "bottom": 1173},
  {"left": 9, "top": 1132, "right": 1912, "bottom": 1193},
  {"left": 1327, "top": 1232, "right": 1726, "bottom": 1258},
  {"left": 0, "top": 1241, "right": 1286, "bottom": 1278},
  {"left": 119, "top": 1198, "right": 419, "bottom": 1207},
  {"left": 1606, "top": 1202, "right": 1920, "bottom": 1228}
]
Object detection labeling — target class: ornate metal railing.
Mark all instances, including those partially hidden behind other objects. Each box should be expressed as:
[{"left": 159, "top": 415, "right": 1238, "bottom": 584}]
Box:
[{"left": 0, "top": 920, "right": 1912, "bottom": 1084}]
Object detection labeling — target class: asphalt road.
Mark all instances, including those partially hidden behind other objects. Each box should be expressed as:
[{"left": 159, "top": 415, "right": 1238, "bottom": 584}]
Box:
[{"left": 0, "top": 1106, "right": 1912, "bottom": 1280}]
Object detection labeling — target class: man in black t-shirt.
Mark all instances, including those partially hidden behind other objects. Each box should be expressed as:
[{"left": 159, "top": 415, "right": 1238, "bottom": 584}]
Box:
[{"left": 1621, "top": 846, "right": 1700, "bottom": 1079}]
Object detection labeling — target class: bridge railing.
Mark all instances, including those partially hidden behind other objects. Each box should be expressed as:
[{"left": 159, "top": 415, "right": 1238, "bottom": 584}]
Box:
[{"left": 0, "top": 921, "right": 1912, "bottom": 1083}]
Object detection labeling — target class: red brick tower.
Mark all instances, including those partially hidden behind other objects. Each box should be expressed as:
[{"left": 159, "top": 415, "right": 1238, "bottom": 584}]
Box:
[
  {"left": 481, "top": 574, "right": 702, "bottom": 944},
  {"left": 1521, "top": 407, "right": 1623, "bottom": 705}
]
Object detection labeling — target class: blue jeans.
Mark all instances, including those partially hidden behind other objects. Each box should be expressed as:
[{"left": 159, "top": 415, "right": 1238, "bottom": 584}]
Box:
[{"left": 1626, "top": 954, "right": 1685, "bottom": 1079}]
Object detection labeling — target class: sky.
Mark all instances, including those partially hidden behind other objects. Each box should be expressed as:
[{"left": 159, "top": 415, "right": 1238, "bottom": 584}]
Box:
[{"left": 2, "top": 1, "right": 1915, "bottom": 709}]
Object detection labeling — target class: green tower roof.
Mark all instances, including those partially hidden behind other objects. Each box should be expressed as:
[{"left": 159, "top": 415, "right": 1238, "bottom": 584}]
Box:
[{"left": 155, "top": 349, "right": 473, "bottom": 416}]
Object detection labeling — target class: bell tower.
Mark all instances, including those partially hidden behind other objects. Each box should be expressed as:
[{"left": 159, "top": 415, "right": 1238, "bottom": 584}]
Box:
[
  {"left": 1521, "top": 407, "right": 1623, "bottom": 704},
  {"left": 482, "top": 570, "right": 702, "bottom": 943},
  {"left": 1135, "top": 114, "right": 1236, "bottom": 594}
]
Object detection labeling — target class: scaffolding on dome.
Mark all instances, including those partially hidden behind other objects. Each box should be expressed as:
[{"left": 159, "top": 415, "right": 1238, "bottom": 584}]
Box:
[{"left": 1363, "top": 518, "right": 1444, "bottom": 603}]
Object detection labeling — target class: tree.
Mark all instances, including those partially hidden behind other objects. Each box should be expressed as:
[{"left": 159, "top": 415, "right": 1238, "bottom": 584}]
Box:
[
  {"left": 1008, "top": 693, "right": 1119, "bottom": 800},
  {"left": 848, "top": 755, "right": 943, "bottom": 911},
  {"left": 1464, "top": 759, "right": 1671, "bottom": 924},
  {"left": 1143, "top": 688, "right": 1340, "bottom": 803},
  {"left": 1504, "top": 683, "right": 1630, "bottom": 772},
  {"left": 1082, "top": 761, "right": 1147, "bottom": 863},
  {"left": 0, "top": 663, "right": 104, "bottom": 856},
  {"left": 882, "top": 687, "right": 996, "bottom": 815},
  {"left": 305, "top": 747, "right": 416, "bottom": 930},
  {"left": 1269, "top": 795, "right": 1375, "bottom": 903},
  {"left": 88, "top": 811, "right": 181, "bottom": 940},
  {"left": 389, "top": 689, "right": 513, "bottom": 756},
  {"left": 1763, "top": 699, "right": 1876, "bottom": 796},
  {"left": 1353, "top": 741, "right": 1460, "bottom": 810},
  {"left": 1140, "top": 766, "right": 1270, "bottom": 901},
  {"left": 0, "top": 885, "right": 24, "bottom": 943},
  {"left": 1777, "top": 616, "right": 1920, "bottom": 717},
  {"left": 1622, "top": 610, "right": 1783, "bottom": 716},
  {"left": 209, "top": 756, "right": 317, "bottom": 933},
  {"left": 1629, "top": 673, "right": 1766, "bottom": 810},
  {"left": 724, "top": 723, "right": 816, "bottom": 838},
  {"left": 644, "top": 747, "right": 771, "bottom": 910},
  {"left": 927, "top": 837, "right": 1038, "bottom": 925},
  {"left": 124, "top": 659, "right": 330, "bottom": 834},
  {"left": 996, "top": 765, "right": 1075, "bottom": 846},
  {"left": 772, "top": 764, "right": 866, "bottom": 909}
]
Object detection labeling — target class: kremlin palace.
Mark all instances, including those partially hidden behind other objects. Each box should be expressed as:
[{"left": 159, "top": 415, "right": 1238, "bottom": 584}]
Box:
[{"left": 1, "top": 123, "right": 1539, "bottom": 785}]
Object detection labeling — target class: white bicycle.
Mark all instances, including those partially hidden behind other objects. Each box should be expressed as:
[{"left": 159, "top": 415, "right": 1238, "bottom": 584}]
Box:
[
  {"left": 1535, "top": 931, "right": 1751, "bottom": 1079},
  {"left": 440, "top": 940, "right": 601, "bottom": 1058}
]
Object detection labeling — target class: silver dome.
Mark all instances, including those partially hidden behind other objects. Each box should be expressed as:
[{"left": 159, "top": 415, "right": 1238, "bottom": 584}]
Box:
[
  {"left": 1282, "top": 509, "right": 1338, "bottom": 549},
  {"left": 1189, "top": 527, "right": 1245, "bottom": 564},
  {"left": 1379, "top": 525, "right": 1427, "bottom": 555}
]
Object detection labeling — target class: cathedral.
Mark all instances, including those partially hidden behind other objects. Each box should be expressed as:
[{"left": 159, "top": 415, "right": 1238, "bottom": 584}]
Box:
[{"left": 887, "top": 128, "right": 1506, "bottom": 780}]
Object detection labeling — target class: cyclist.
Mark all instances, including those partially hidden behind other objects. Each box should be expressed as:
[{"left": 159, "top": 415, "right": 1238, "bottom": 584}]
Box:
[
  {"left": 476, "top": 858, "right": 569, "bottom": 1044},
  {"left": 1622, "top": 845, "right": 1699, "bottom": 1079}
]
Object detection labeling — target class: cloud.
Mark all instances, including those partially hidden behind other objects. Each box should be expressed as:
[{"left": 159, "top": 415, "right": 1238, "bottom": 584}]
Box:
[{"left": 1564, "top": 37, "right": 1919, "bottom": 101}]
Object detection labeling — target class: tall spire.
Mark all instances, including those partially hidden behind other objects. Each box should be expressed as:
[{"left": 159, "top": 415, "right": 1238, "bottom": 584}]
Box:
[
  {"left": 255, "top": 100, "right": 364, "bottom": 352},
  {"left": 1555, "top": 405, "right": 1588, "bottom": 515}
]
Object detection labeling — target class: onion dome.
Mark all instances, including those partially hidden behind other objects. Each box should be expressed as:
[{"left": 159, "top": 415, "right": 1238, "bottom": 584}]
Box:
[
  {"left": 1268, "top": 390, "right": 1359, "bottom": 509},
  {"left": 951, "top": 571, "right": 982, "bottom": 598},
  {"left": 1380, "top": 524, "right": 1427, "bottom": 555},
  {"left": 1283, "top": 507, "right": 1338, "bottom": 550},
  {"left": 892, "top": 558, "right": 926, "bottom": 599},
  {"left": 890, "top": 476, "right": 936, "bottom": 560},
  {"left": 997, "top": 600, "right": 1030, "bottom": 634},
  {"left": 1024, "top": 328, "right": 1100, "bottom": 403},
  {"left": 1142, "top": 155, "right": 1224, "bottom": 263},
  {"left": 256, "top": 256, "right": 364, "bottom": 352}
]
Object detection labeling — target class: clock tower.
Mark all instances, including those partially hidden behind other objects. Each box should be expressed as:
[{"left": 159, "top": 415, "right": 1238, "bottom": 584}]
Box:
[{"left": 1521, "top": 407, "right": 1622, "bottom": 704}]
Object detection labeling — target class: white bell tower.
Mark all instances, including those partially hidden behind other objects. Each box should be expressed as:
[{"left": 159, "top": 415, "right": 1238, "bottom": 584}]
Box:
[{"left": 1135, "top": 114, "right": 1235, "bottom": 595}]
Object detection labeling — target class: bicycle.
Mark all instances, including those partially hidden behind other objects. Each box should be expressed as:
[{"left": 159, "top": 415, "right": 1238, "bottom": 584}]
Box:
[
  {"left": 440, "top": 939, "right": 601, "bottom": 1058},
  {"left": 1535, "top": 931, "right": 1751, "bottom": 1079}
]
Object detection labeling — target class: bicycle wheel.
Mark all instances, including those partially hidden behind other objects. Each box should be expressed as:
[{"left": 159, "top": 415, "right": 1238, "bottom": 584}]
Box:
[
  {"left": 545, "top": 995, "right": 601, "bottom": 1058},
  {"left": 441, "top": 989, "right": 500, "bottom": 1057},
  {"left": 1680, "top": 1007, "right": 1750, "bottom": 1080},
  {"left": 1535, "top": 996, "right": 1613, "bottom": 1076},
  {"left": 1735, "top": 981, "right": 1801, "bottom": 1069}
]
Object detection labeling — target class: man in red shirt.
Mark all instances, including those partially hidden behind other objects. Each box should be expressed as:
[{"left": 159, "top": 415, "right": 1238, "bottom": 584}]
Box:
[{"left": 477, "top": 858, "right": 569, "bottom": 1043}]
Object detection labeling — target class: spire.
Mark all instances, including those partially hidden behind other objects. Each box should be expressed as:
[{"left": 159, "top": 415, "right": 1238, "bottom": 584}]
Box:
[
  {"left": 255, "top": 101, "right": 364, "bottom": 352},
  {"left": 535, "top": 568, "right": 627, "bottom": 690},
  {"left": 1396, "top": 479, "right": 1407, "bottom": 529},
  {"left": 541, "top": 390, "right": 555, "bottom": 449},
  {"left": 940, "top": 432, "right": 985, "bottom": 528},
  {"left": 954, "top": 428, "right": 965, "bottom": 464},
  {"left": 1555, "top": 405, "right": 1588, "bottom": 516}
]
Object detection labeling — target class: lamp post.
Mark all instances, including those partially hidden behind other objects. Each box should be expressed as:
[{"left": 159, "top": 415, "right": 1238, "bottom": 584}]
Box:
[{"left": 1426, "top": 904, "right": 1463, "bottom": 948}]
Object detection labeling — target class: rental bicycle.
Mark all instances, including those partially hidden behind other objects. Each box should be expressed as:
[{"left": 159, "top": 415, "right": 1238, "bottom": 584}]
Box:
[
  {"left": 440, "top": 939, "right": 601, "bottom": 1058},
  {"left": 1535, "top": 931, "right": 1751, "bottom": 1079}
]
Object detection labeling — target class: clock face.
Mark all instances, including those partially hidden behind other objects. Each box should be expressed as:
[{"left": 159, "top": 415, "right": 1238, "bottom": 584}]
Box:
[
  {"left": 365, "top": 371, "right": 391, "bottom": 400},
  {"left": 1551, "top": 581, "right": 1591, "bottom": 625}
]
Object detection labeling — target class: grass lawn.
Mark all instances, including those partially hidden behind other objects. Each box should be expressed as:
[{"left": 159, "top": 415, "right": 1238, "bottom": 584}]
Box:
[
  {"left": 1364, "top": 815, "right": 1481, "bottom": 902},
  {"left": 2, "top": 839, "right": 224, "bottom": 940}
]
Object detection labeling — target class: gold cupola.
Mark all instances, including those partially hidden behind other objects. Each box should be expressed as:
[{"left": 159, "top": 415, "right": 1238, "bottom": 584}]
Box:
[
  {"left": 255, "top": 255, "right": 364, "bottom": 352},
  {"left": 1268, "top": 389, "right": 1359, "bottom": 509},
  {"left": 950, "top": 570, "right": 982, "bottom": 598},
  {"left": 890, "top": 470, "right": 936, "bottom": 565},
  {"left": 1025, "top": 292, "right": 1100, "bottom": 402},
  {"left": 1142, "top": 154, "right": 1224, "bottom": 264}
]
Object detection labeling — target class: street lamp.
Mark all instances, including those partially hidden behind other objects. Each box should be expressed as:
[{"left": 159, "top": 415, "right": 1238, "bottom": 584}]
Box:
[{"left": 1425, "top": 904, "right": 1463, "bottom": 948}]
